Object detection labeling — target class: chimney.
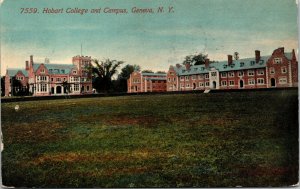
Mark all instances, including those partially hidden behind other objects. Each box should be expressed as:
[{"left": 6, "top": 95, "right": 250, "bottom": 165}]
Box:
[
  {"left": 292, "top": 49, "right": 296, "bottom": 61},
  {"left": 30, "top": 55, "right": 33, "bottom": 63},
  {"left": 185, "top": 62, "right": 191, "bottom": 70},
  {"left": 228, "top": 55, "right": 233, "bottom": 65},
  {"left": 255, "top": 50, "right": 260, "bottom": 63},
  {"left": 25, "top": 61, "right": 29, "bottom": 70},
  {"left": 205, "top": 58, "right": 210, "bottom": 68}
]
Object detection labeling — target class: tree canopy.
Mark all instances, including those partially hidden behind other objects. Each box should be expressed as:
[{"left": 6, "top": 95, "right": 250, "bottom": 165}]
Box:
[
  {"left": 183, "top": 53, "right": 208, "bottom": 65},
  {"left": 119, "top": 64, "right": 141, "bottom": 79},
  {"left": 92, "top": 59, "right": 124, "bottom": 92},
  {"left": 141, "top": 70, "right": 154, "bottom": 73}
]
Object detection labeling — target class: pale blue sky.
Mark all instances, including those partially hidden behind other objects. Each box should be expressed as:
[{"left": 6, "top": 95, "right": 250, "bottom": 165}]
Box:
[{"left": 0, "top": 0, "right": 298, "bottom": 74}]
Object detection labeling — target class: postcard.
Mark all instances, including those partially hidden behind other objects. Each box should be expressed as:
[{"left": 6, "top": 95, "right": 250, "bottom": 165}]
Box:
[{"left": 1, "top": 0, "right": 299, "bottom": 187}]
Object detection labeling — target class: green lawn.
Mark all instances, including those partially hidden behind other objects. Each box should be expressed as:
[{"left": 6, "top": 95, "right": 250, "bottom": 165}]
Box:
[{"left": 1, "top": 90, "right": 299, "bottom": 187}]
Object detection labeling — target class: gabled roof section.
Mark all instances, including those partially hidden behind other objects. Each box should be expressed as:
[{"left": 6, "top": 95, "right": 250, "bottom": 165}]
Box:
[
  {"left": 33, "top": 63, "right": 77, "bottom": 74},
  {"left": 7, "top": 68, "right": 28, "bottom": 77}
]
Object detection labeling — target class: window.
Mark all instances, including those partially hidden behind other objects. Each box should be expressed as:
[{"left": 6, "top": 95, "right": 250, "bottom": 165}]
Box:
[
  {"left": 74, "top": 84, "right": 80, "bottom": 91},
  {"left": 229, "top": 81, "right": 234, "bottom": 86},
  {"left": 274, "top": 58, "right": 282, "bottom": 64},
  {"left": 270, "top": 67, "right": 275, "bottom": 74},
  {"left": 180, "top": 83, "right": 184, "bottom": 88},
  {"left": 87, "top": 86, "right": 90, "bottom": 91},
  {"left": 211, "top": 72, "right": 217, "bottom": 77},
  {"left": 281, "top": 67, "right": 287, "bottom": 74},
  {"left": 228, "top": 72, "right": 234, "bottom": 77},
  {"left": 168, "top": 78, "right": 171, "bottom": 82},
  {"left": 198, "top": 82, "right": 204, "bottom": 87},
  {"left": 173, "top": 78, "right": 176, "bottom": 81},
  {"left": 250, "top": 61, "right": 255, "bottom": 65},
  {"left": 205, "top": 74, "right": 209, "bottom": 79},
  {"left": 257, "top": 78, "right": 264, "bottom": 85},
  {"left": 41, "top": 84, "right": 47, "bottom": 92},
  {"left": 205, "top": 82, "right": 209, "bottom": 86},
  {"left": 185, "top": 76, "right": 189, "bottom": 80},
  {"left": 257, "top": 69, "right": 264, "bottom": 75},
  {"left": 221, "top": 72, "right": 227, "bottom": 78},
  {"left": 248, "top": 70, "right": 254, "bottom": 76},
  {"left": 248, "top": 79, "right": 255, "bottom": 85},
  {"left": 61, "top": 70, "right": 65, "bottom": 74},
  {"left": 238, "top": 71, "right": 244, "bottom": 76},
  {"left": 73, "top": 70, "right": 77, "bottom": 74},
  {"left": 186, "top": 83, "right": 190, "bottom": 88},
  {"left": 41, "top": 69, "right": 45, "bottom": 73},
  {"left": 221, "top": 81, "right": 227, "bottom": 86},
  {"left": 192, "top": 75, "right": 196, "bottom": 80},
  {"left": 240, "top": 62, "right": 244, "bottom": 67},
  {"left": 279, "top": 77, "right": 287, "bottom": 84},
  {"left": 56, "top": 78, "right": 61, "bottom": 82},
  {"left": 40, "top": 76, "right": 47, "bottom": 81},
  {"left": 194, "top": 68, "right": 198, "bottom": 71},
  {"left": 180, "top": 76, "right": 184, "bottom": 81},
  {"left": 51, "top": 78, "right": 54, "bottom": 82}
]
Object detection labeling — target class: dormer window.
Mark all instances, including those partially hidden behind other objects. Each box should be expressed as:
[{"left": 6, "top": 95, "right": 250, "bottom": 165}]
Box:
[
  {"left": 61, "top": 70, "right": 65, "bottom": 74},
  {"left": 201, "top": 67, "right": 205, "bottom": 71},
  {"left": 260, "top": 60, "right": 264, "bottom": 64},
  {"left": 223, "top": 65, "right": 227, "bottom": 69},
  {"left": 73, "top": 70, "right": 77, "bottom": 74},
  {"left": 250, "top": 61, "right": 255, "bottom": 65},
  {"left": 240, "top": 62, "right": 244, "bottom": 67}
]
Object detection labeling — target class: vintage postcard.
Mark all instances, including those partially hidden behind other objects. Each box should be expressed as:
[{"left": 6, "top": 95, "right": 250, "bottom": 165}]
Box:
[{"left": 0, "top": 0, "right": 299, "bottom": 187}]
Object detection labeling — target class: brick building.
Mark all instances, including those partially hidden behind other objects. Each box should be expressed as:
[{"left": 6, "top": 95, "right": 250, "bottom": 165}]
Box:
[
  {"left": 4, "top": 55, "right": 93, "bottom": 96},
  {"left": 166, "top": 47, "right": 298, "bottom": 91},
  {"left": 127, "top": 71, "right": 167, "bottom": 93}
]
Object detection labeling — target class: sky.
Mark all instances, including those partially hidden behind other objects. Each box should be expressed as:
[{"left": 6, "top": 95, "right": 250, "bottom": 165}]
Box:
[{"left": 0, "top": 0, "right": 298, "bottom": 75}]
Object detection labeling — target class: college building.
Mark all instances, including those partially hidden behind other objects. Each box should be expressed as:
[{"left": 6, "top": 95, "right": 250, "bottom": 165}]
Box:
[
  {"left": 166, "top": 47, "right": 298, "bottom": 91},
  {"left": 5, "top": 55, "right": 93, "bottom": 96},
  {"left": 127, "top": 72, "right": 167, "bottom": 93}
]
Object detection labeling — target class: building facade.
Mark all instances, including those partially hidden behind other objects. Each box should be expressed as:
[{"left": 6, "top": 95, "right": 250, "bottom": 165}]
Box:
[
  {"left": 4, "top": 55, "right": 93, "bottom": 96},
  {"left": 127, "top": 72, "right": 167, "bottom": 93},
  {"left": 166, "top": 47, "right": 298, "bottom": 92}
]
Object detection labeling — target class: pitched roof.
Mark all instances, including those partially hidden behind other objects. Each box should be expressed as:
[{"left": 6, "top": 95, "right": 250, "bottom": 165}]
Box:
[
  {"left": 145, "top": 77, "right": 167, "bottom": 81},
  {"left": 7, "top": 68, "right": 28, "bottom": 77},
  {"left": 33, "top": 63, "right": 76, "bottom": 74},
  {"left": 174, "top": 51, "right": 295, "bottom": 76}
]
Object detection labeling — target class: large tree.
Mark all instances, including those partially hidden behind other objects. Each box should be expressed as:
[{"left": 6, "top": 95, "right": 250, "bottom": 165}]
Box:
[
  {"left": 119, "top": 64, "right": 141, "bottom": 79},
  {"left": 92, "top": 59, "right": 124, "bottom": 92},
  {"left": 183, "top": 53, "right": 208, "bottom": 65}
]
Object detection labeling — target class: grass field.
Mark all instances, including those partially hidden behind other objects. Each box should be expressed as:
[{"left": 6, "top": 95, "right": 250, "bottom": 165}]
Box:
[{"left": 1, "top": 90, "right": 299, "bottom": 187}]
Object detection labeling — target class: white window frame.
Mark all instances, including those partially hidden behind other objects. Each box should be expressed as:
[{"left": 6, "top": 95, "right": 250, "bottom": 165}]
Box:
[
  {"left": 185, "top": 76, "right": 189, "bottom": 80},
  {"left": 228, "top": 71, "right": 234, "bottom": 77},
  {"left": 248, "top": 79, "right": 255, "bottom": 85},
  {"left": 205, "top": 81, "right": 209, "bottom": 86},
  {"left": 198, "top": 82, "right": 204, "bottom": 87},
  {"left": 221, "top": 80, "right": 227, "bottom": 86},
  {"left": 257, "top": 78, "right": 264, "bottom": 85},
  {"left": 205, "top": 74, "right": 209, "bottom": 79},
  {"left": 221, "top": 72, "right": 227, "bottom": 78},
  {"left": 279, "top": 77, "right": 287, "bottom": 84},
  {"left": 274, "top": 58, "right": 282, "bottom": 64},
  {"left": 281, "top": 67, "right": 287, "bottom": 74},
  {"left": 269, "top": 67, "right": 275, "bottom": 74},
  {"left": 248, "top": 70, "right": 254, "bottom": 76},
  {"left": 229, "top": 80, "right": 234, "bottom": 86},
  {"left": 238, "top": 71, "right": 244, "bottom": 77},
  {"left": 257, "top": 69, "right": 264, "bottom": 75}
]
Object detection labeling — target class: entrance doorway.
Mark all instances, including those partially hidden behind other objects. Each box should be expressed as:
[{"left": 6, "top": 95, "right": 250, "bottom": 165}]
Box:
[
  {"left": 212, "top": 81, "right": 216, "bottom": 89},
  {"left": 271, "top": 78, "right": 276, "bottom": 87},
  {"left": 193, "top": 83, "right": 196, "bottom": 90},
  {"left": 56, "top": 86, "right": 62, "bottom": 94},
  {"left": 239, "top": 80, "right": 244, "bottom": 88}
]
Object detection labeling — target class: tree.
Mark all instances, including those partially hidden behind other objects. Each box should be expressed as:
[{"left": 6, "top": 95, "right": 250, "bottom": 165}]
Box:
[
  {"left": 156, "top": 71, "right": 166, "bottom": 74},
  {"left": 183, "top": 53, "right": 208, "bottom": 65},
  {"left": 119, "top": 64, "right": 141, "bottom": 79},
  {"left": 92, "top": 59, "right": 124, "bottom": 92},
  {"left": 142, "top": 70, "right": 154, "bottom": 73}
]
